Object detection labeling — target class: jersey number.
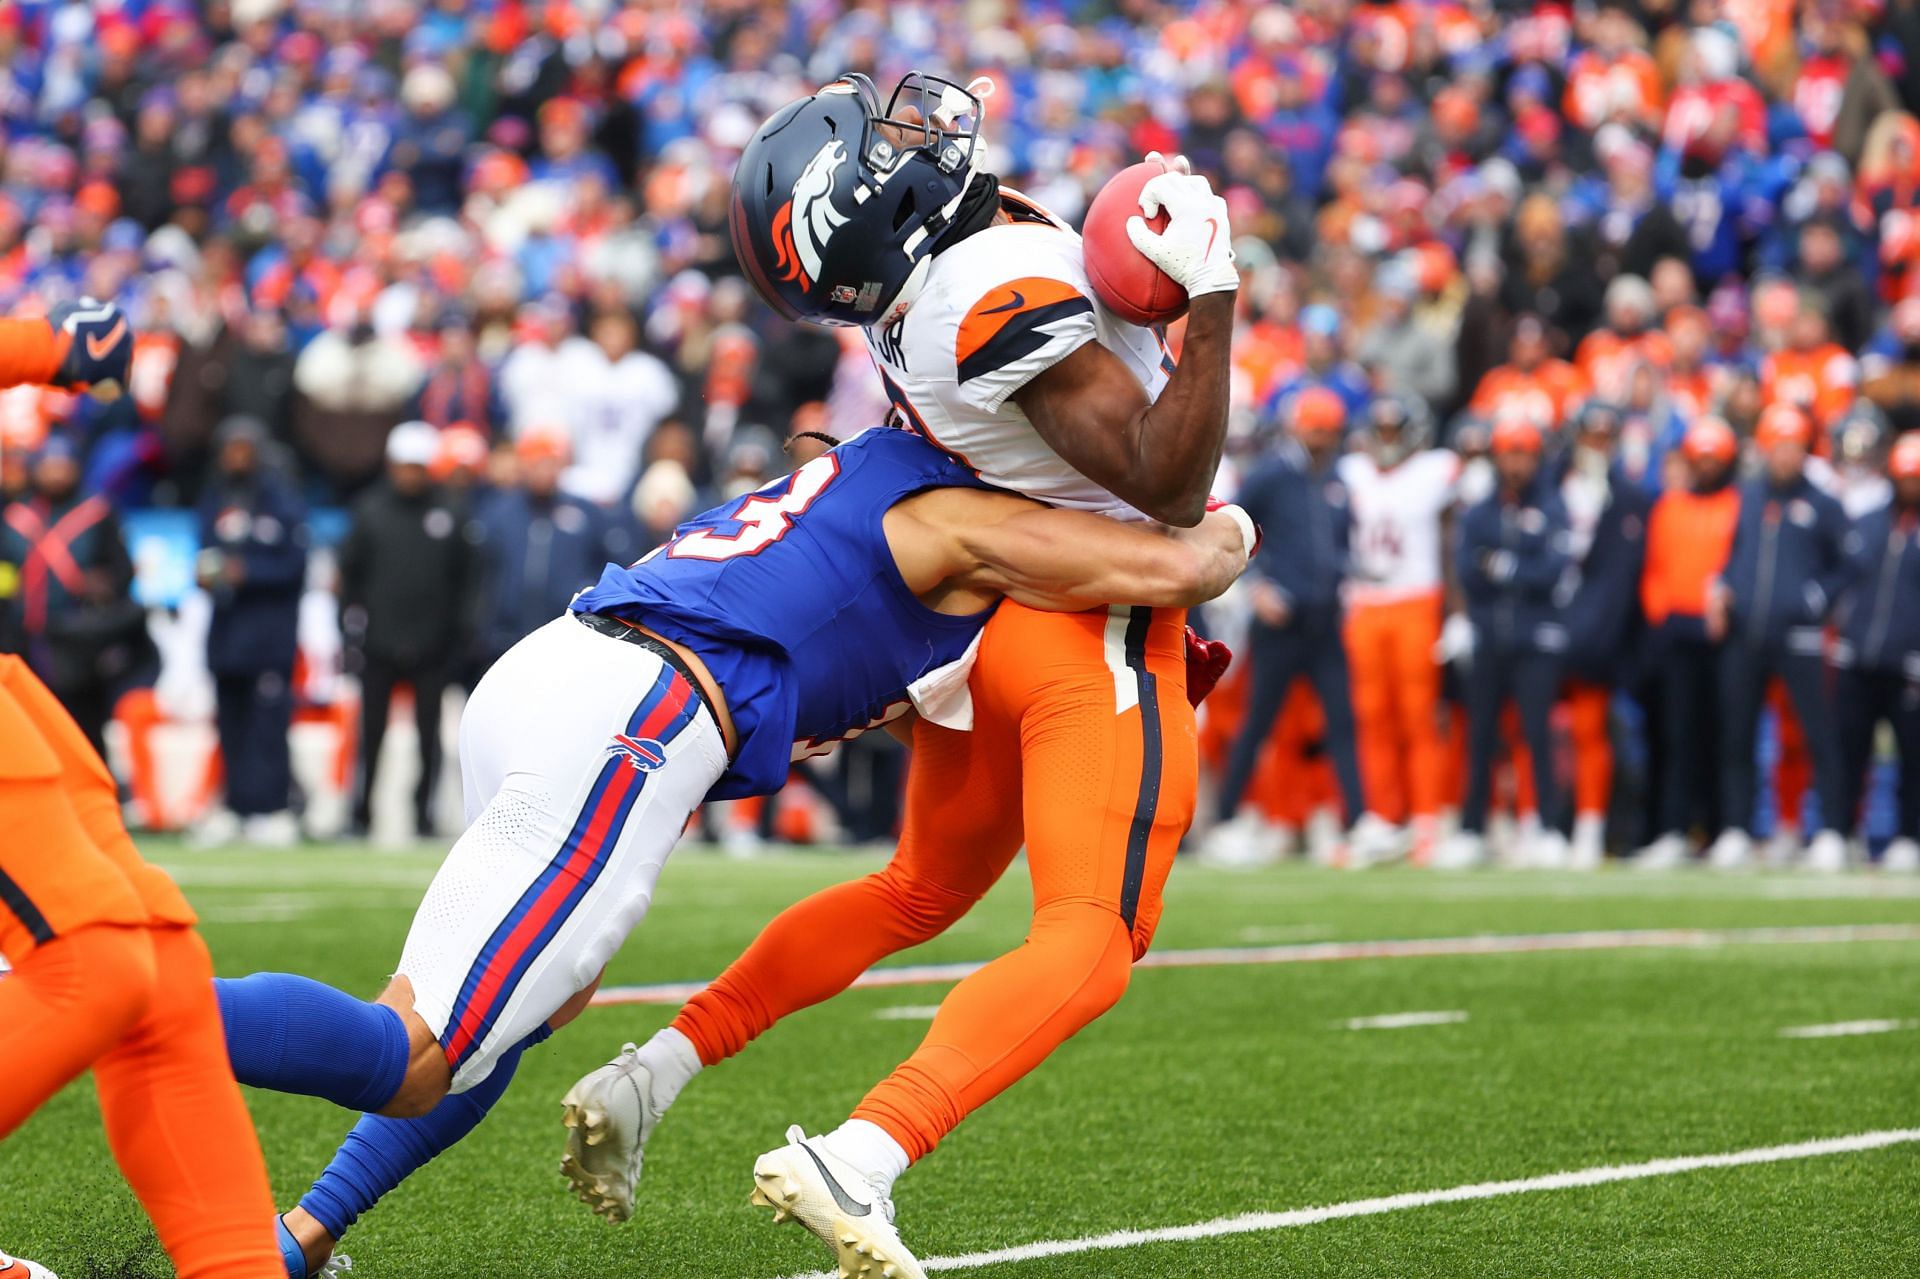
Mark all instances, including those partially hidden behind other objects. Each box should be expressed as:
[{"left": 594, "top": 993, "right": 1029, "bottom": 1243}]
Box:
[{"left": 667, "top": 454, "right": 841, "bottom": 561}]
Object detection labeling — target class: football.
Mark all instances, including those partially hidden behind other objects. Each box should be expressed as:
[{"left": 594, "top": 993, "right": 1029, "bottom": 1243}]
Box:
[{"left": 1082, "top": 157, "right": 1188, "bottom": 326}]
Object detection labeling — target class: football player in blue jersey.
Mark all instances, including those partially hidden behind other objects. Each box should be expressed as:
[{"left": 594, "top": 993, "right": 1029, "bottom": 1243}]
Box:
[{"left": 212, "top": 424, "right": 1253, "bottom": 1277}]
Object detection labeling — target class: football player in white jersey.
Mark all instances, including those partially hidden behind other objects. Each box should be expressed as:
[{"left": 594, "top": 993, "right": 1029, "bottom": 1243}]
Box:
[
  {"left": 1335, "top": 395, "right": 1461, "bottom": 863},
  {"left": 565, "top": 73, "right": 1244, "bottom": 1277}
]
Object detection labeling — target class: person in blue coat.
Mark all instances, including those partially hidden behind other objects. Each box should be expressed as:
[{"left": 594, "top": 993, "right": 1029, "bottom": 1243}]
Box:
[
  {"left": 197, "top": 416, "right": 309, "bottom": 845},
  {"left": 473, "top": 429, "right": 622, "bottom": 674},
  {"left": 1832, "top": 432, "right": 1920, "bottom": 874},
  {"left": 1555, "top": 403, "right": 1651, "bottom": 866},
  {"left": 1706, "top": 404, "right": 1854, "bottom": 872},
  {"left": 1204, "top": 388, "right": 1388, "bottom": 865},
  {"left": 1438, "top": 416, "right": 1574, "bottom": 869}
]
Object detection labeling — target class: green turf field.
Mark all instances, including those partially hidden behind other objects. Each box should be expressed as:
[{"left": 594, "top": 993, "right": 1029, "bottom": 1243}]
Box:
[{"left": 4, "top": 845, "right": 1918, "bottom": 1278}]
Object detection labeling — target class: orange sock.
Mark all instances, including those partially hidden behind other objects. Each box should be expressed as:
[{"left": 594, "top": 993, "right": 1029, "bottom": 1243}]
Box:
[
  {"left": 0, "top": 924, "right": 156, "bottom": 1138},
  {"left": 852, "top": 901, "right": 1134, "bottom": 1161},
  {"left": 92, "top": 926, "right": 281, "bottom": 1279}
]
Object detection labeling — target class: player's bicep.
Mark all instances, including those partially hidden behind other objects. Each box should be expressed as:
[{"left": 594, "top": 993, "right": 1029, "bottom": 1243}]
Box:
[{"left": 1012, "top": 341, "right": 1153, "bottom": 490}]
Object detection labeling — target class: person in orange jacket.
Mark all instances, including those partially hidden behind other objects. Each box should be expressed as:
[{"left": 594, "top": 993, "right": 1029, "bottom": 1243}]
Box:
[
  {"left": 0, "top": 301, "right": 283, "bottom": 1279},
  {"left": 1634, "top": 416, "right": 1743, "bottom": 867}
]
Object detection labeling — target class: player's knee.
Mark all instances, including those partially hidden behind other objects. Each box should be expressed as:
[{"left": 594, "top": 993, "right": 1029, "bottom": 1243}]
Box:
[
  {"left": 866, "top": 864, "right": 979, "bottom": 941},
  {"left": 380, "top": 1051, "right": 452, "bottom": 1118},
  {"left": 1032, "top": 904, "right": 1135, "bottom": 1024}
]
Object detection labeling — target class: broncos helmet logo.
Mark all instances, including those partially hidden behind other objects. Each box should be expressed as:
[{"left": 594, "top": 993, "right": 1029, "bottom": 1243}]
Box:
[{"left": 771, "top": 139, "right": 851, "bottom": 291}]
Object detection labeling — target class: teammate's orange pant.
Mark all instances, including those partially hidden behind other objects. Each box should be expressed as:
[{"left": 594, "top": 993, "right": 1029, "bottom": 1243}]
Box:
[
  {"left": 673, "top": 602, "right": 1195, "bottom": 1161},
  {"left": 0, "top": 655, "right": 279, "bottom": 1279},
  {"left": 1564, "top": 681, "right": 1612, "bottom": 819},
  {"left": 1345, "top": 593, "right": 1447, "bottom": 823}
]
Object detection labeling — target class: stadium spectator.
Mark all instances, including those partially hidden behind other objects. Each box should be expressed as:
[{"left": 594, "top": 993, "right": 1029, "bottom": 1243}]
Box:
[
  {"left": 1207, "top": 389, "right": 1383, "bottom": 868},
  {"left": 1556, "top": 402, "right": 1650, "bottom": 867},
  {"left": 337, "top": 422, "right": 480, "bottom": 839},
  {"left": 560, "top": 308, "right": 679, "bottom": 507},
  {"left": 0, "top": 436, "right": 146, "bottom": 758},
  {"left": 1636, "top": 419, "right": 1742, "bottom": 869},
  {"left": 1863, "top": 299, "right": 1920, "bottom": 434},
  {"left": 194, "top": 416, "right": 308, "bottom": 849},
  {"left": 1354, "top": 255, "right": 1457, "bottom": 413},
  {"left": 473, "top": 429, "right": 618, "bottom": 672},
  {"left": 1471, "top": 315, "right": 1591, "bottom": 430},
  {"left": 1834, "top": 432, "right": 1920, "bottom": 874},
  {"left": 291, "top": 307, "right": 425, "bottom": 496},
  {"left": 413, "top": 315, "right": 502, "bottom": 434},
  {"left": 1707, "top": 406, "right": 1853, "bottom": 873},
  {"left": 1439, "top": 417, "right": 1571, "bottom": 870}
]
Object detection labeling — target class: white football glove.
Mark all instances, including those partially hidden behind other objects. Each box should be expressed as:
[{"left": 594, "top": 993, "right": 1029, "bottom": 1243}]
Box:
[
  {"left": 1126, "top": 165, "right": 1238, "bottom": 300},
  {"left": 1433, "top": 612, "right": 1475, "bottom": 667}
]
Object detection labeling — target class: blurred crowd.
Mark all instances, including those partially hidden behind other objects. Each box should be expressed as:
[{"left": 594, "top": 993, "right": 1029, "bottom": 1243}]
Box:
[{"left": 0, "top": 0, "right": 1918, "bottom": 862}]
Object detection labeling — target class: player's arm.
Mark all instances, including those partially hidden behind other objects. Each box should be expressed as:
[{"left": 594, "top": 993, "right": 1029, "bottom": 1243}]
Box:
[
  {"left": 896, "top": 487, "right": 1250, "bottom": 612},
  {"left": 1011, "top": 169, "right": 1237, "bottom": 528}
]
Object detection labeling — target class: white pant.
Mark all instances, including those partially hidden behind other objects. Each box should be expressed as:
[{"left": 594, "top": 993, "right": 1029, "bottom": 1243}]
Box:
[{"left": 396, "top": 615, "right": 727, "bottom": 1091}]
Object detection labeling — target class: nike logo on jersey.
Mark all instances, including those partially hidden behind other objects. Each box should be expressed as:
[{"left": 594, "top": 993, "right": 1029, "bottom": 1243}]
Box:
[
  {"left": 980, "top": 290, "right": 1026, "bottom": 315},
  {"left": 800, "top": 1142, "right": 872, "bottom": 1217},
  {"left": 86, "top": 318, "right": 128, "bottom": 361}
]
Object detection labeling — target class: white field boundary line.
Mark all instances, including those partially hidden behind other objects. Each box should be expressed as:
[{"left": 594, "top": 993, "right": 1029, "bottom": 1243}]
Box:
[
  {"left": 592, "top": 923, "right": 1920, "bottom": 1007},
  {"left": 1780, "top": 1018, "right": 1916, "bottom": 1038},
  {"left": 1344, "top": 1010, "right": 1469, "bottom": 1030},
  {"left": 775, "top": 1128, "right": 1920, "bottom": 1278}
]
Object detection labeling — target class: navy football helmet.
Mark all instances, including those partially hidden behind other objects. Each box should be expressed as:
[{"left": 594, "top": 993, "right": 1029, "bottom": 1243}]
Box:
[{"left": 729, "top": 73, "right": 989, "bottom": 326}]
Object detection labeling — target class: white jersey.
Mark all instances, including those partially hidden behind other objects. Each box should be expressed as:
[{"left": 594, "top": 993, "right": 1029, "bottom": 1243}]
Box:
[
  {"left": 1337, "top": 448, "right": 1461, "bottom": 604},
  {"left": 865, "top": 192, "right": 1173, "bottom": 520}
]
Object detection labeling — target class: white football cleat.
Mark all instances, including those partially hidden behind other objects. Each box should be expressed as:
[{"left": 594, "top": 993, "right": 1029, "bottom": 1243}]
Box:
[
  {"left": 1882, "top": 838, "right": 1920, "bottom": 874},
  {"left": 1803, "top": 830, "right": 1849, "bottom": 874},
  {"left": 1198, "top": 813, "right": 1282, "bottom": 868},
  {"left": 0, "top": 1250, "right": 58, "bottom": 1278},
  {"left": 559, "top": 1042, "right": 665, "bottom": 1222},
  {"left": 1633, "top": 832, "right": 1689, "bottom": 870},
  {"left": 1761, "top": 828, "right": 1802, "bottom": 869},
  {"left": 1347, "top": 812, "right": 1405, "bottom": 869},
  {"left": 1707, "top": 829, "right": 1753, "bottom": 871},
  {"left": 1528, "top": 829, "right": 1570, "bottom": 871},
  {"left": 751, "top": 1125, "right": 925, "bottom": 1279},
  {"left": 1431, "top": 830, "right": 1488, "bottom": 870},
  {"left": 1568, "top": 814, "right": 1605, "bottom": 871}
]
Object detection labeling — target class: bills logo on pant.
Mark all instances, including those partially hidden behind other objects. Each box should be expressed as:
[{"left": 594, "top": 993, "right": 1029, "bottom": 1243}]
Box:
[{"left": 609, "top": 732, "right": 667, "bottom": 773}]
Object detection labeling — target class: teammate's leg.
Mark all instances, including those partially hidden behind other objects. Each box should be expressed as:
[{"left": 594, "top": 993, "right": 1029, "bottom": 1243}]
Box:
[
  {"left": 353, "top": 657, "right": 396, "bottom": 831},
  {"left": 1391, "top": 594, "right": 1448, "bottom": 824},
  {"left": 1566, "top": 680, "right": 1613, "bottom": 823},
  {"left": 1214, "top": 624, "right": 1303, "bottom": 821},
  {"left": 1345, "top": 605, "right": 1406, "bottom": 822}
]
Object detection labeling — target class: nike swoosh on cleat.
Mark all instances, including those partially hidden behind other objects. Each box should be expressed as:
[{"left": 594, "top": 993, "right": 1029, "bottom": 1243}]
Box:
[
  {"left": 799, "top": 1143, "right": 872, "bottom": 1217},
  {"left": 979, "top": 290, "right": 1026, "bottom": 315},
  {"left": 86, "top": 319, "right": 127, "bottom": 361}
]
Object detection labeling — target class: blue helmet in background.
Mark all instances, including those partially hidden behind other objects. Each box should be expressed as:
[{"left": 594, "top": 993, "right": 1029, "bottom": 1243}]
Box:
[{"left": 729, "top": 72, "right": 990, "bottom": 327}]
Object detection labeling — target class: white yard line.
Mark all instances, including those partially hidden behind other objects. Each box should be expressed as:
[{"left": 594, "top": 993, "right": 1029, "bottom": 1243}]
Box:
[
  {"left": 873, "top": 1005, "right": 945, "bottom": 1021},
  {"left": 592, "top": 923, "right": 1920, "bottom": 1007},
  {"left": 775, "top": 1128, "right": 1920, "bottom": 1278},
  {"left": 1779, "top": 1018, "right": 1916, "bottom": 1039},
  {"left": 1344, "top": 1010, "right": 1469, "bottom": 1030}
]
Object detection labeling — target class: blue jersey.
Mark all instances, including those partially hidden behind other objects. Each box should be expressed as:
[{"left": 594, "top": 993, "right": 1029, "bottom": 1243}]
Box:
[{"left": 571, "top": 428, "right": 993, "bottom": 798}]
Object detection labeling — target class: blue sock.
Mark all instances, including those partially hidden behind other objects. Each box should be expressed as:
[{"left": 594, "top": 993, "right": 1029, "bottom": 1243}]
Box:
[
  {"left": 298, "top": 1027, "right": 550, "bottom": 1241},
  {"left": 214, "top": 972, "right": 411, "bottom": 1113}
]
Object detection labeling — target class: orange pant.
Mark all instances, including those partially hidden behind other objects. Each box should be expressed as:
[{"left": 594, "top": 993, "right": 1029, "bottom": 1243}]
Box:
[
  {"left": 1345, "top": 593, "right": 1447, "bottom": 822},
  {"left": 1564, "top": 681, "right": 1612, "bottom": 819},
  {"left": 674, "top": 603, "right": 1196, "bottom": 1160},
  {"left": 0, "top": 655, "right": 279, "bottom": 1279},
  {"left": 1771, "top": 680, "right": 1808, "bottom": 830}
]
